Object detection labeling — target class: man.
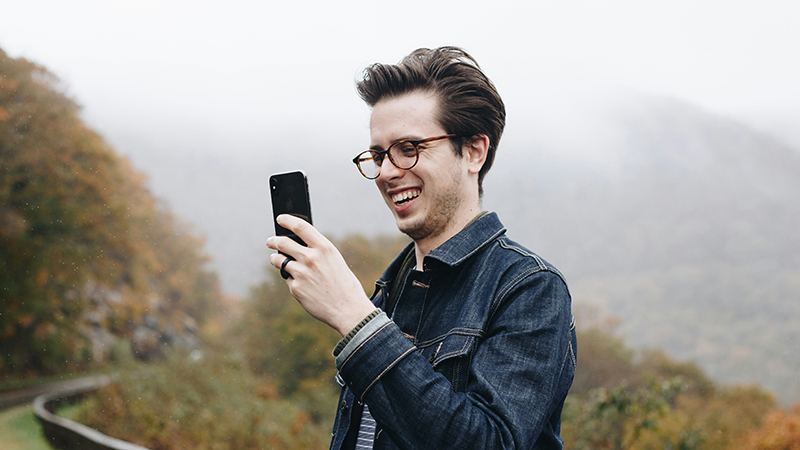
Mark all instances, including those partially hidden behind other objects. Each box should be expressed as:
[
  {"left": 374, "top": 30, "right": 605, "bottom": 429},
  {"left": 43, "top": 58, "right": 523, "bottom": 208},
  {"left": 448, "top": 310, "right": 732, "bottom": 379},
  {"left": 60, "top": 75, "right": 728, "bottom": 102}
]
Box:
[{"left": 266, "top": 47, "right": 576, "bottom": 450}]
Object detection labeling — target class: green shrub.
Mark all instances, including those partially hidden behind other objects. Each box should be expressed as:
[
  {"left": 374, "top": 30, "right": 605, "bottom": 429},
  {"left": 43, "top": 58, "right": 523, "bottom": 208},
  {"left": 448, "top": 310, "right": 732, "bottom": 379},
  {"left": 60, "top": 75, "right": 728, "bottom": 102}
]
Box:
[{"left": 70, "top": 349, "right": 337, "bottom": 450}]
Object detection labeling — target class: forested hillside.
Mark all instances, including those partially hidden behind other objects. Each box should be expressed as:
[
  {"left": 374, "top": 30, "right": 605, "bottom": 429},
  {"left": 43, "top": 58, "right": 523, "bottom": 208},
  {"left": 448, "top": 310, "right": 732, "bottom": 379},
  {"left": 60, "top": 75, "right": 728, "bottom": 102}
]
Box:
[
  {"left": 489, "top": 87, "right": 800, "bottom": 404},
  {"left": 9, "top": 40, "right": 795, "bottom": 408},
  {"left": 68, "top": 236, "right": 797, "bottom": 449},
  {"left": 4, "top": 40, "right": 798, "bottom": 449},
  {"left": 111, "top": 84, "right": 800, "bottom": 404},
  {"left": 0, "top": 47, "right": 221, "bottom": 377}
]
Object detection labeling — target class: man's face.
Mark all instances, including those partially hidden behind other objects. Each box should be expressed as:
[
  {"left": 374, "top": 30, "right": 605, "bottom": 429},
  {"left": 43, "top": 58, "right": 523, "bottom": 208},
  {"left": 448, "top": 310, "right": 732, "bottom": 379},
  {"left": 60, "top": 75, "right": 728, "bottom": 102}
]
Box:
[{"left": 369, "top": 91, "right": 474, "bottom": 243}]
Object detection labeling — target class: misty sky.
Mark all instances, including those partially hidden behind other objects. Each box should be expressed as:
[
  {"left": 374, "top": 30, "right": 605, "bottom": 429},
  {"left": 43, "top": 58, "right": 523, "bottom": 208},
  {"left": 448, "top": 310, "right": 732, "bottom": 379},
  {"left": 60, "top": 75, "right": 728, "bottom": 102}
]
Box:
[
  {"left": 3, "top": 0, "right": 800, "bottom": 296},
  {"left": 2, "top": 0, "right": 799, "bottom": 156}
]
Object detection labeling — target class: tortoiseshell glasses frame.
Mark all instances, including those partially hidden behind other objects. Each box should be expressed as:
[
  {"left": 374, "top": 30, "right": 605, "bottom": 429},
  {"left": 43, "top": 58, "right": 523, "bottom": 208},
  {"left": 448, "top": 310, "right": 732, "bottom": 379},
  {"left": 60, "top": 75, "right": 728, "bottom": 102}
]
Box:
[{"left": 352, "top": 134, "right": 458, "bottom": 180}]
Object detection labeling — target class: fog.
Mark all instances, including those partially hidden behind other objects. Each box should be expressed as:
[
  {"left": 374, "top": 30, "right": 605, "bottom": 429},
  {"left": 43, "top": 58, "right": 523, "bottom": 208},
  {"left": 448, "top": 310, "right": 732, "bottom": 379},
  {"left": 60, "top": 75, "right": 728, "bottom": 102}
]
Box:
[
  {"left": 4, "top": 0, "right": 800, "bottom": 404},
  {"left": 3, "top": 1, "right": 799, "bottom": 294},
  {"left": 4, "top": 1, "right": 800, "bottom": 149}
]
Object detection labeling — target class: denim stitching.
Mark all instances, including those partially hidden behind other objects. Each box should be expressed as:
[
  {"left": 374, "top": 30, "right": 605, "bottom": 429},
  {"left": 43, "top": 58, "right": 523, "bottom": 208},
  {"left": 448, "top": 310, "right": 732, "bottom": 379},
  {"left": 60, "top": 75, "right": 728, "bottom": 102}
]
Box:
[
  {"left": 416, "top": 328, "right": 483, "bottom": 348},
  {"left": 558, "top": 321, "right": 578, "bottom": 377},
  {"left": 453, "top": 357, "right": 460, "bottom": 390},
  {"left": 341, "top": 321, "right": 393, "bottom": 369},
  {"left": 499, "top": 239, "right": 569, "bottom": 285},
  {"left": 558, "top": 337, "right": 577, "bottom": 378},
  {"left": 569, "top": 315, "right": 577, "bottom": 366},
  {"left": 413, "top": 275, "right": 431, "bottom": 342},
  {"left": 429, "top": 342, "right": 443, "bottom": 363},
  {"left": 433, "top": 335, "right": 474, "bottom": 366},
  {"left": 569, "top": 336, "right": 577, "bottom": 367},
  {"left": 449, "top": 228, "right": 506, "bottom": 265},
  {"left": 465, "top": 338, "right": 477, "bottom": 391},
  {"left": 360, "top": 346, "right": 417, "bottom": 401},
  {"left": 488, "top": 266, "right": 543, "bottom": 325}
]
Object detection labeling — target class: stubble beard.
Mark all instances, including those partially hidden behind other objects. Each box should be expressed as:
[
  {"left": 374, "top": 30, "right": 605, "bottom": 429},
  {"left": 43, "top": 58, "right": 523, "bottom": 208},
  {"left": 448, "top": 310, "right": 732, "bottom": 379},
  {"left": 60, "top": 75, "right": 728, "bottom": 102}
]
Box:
[{"left": 397, "top": 171, "right": 464, "bottom": 243}]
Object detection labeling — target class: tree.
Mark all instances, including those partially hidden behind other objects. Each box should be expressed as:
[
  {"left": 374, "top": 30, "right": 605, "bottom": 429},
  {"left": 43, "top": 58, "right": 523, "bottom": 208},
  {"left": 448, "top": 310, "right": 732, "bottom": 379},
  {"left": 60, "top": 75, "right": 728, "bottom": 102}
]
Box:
[
  {"left": 563, "top": 377, "right": 702, "bottom": 450},
  {"left": 562, "top": 321, "right": 776, "bottom": 450},
  {"left": 237, "top": 233, "right": 407, "bottom": 396},
  {"left": 740, "top": 404, "right": 800, "bottom": 450},
  {"left": 0, "top": 46, "right": 221, "bottom": 376}
]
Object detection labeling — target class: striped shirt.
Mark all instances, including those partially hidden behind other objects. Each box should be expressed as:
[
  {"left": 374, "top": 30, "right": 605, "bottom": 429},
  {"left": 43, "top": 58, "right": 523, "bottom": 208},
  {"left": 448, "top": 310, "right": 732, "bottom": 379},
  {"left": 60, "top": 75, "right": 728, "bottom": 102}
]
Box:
[{"left": 355, "top": 404, "right": 376, "bottom": 450}]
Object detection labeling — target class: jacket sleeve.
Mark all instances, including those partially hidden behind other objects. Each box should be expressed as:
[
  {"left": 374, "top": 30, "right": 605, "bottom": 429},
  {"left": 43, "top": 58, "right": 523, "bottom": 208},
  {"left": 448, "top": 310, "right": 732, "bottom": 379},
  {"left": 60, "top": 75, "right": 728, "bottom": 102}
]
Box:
[{"left": 335, "top": 270, "right": 576, "bottom": 449}]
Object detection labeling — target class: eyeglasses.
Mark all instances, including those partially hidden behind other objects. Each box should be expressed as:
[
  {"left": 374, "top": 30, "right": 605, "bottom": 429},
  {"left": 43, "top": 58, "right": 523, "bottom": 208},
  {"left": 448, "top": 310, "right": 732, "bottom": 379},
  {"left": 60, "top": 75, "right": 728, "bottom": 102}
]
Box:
[{"left": 352, "top": 135, "right": 457, "bottom": 180}]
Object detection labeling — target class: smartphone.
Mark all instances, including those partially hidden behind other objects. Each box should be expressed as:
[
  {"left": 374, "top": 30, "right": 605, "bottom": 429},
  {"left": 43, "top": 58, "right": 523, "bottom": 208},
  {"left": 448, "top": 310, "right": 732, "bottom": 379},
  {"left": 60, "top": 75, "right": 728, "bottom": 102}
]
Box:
[{"left": 270, "top": 170, "right": 313, "bottom": 246}]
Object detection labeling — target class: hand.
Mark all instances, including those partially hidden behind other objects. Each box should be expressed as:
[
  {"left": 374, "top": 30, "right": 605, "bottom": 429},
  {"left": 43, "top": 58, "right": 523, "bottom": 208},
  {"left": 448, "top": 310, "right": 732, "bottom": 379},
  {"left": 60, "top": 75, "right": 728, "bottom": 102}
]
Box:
[{"left": 266, "top": 214, "right": 377, "bottom": 336}]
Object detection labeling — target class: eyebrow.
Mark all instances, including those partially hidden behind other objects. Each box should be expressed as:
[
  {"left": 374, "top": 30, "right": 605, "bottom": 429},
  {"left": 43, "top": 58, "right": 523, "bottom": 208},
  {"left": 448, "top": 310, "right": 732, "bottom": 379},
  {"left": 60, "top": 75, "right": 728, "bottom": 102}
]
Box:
[{"left": 369, "top": 136, "right": 422, "bottom": 151}]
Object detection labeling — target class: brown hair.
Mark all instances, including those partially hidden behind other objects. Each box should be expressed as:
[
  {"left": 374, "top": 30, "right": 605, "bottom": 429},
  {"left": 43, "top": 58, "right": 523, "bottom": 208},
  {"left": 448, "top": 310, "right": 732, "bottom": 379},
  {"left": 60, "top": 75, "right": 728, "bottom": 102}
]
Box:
[{"left": 356, "top": 47, "right": 506, "bottom": 196}]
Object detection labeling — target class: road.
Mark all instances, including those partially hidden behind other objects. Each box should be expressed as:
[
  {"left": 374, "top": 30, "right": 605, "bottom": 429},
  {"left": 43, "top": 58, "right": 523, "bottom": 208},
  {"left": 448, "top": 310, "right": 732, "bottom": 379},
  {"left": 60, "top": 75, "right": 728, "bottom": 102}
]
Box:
[{"left": 0, "top": 376, "right": 106, "bottom": 411}]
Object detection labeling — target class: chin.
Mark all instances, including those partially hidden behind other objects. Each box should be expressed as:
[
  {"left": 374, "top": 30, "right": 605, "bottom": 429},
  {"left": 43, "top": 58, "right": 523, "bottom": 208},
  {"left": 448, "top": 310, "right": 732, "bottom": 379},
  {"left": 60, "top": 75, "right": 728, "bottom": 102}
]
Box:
[
  {"left": 395, "top": 217, "right": 419, "bottom": 238},
  {"left": 396, "top": 217, "right": 434, "bottom": 241}
]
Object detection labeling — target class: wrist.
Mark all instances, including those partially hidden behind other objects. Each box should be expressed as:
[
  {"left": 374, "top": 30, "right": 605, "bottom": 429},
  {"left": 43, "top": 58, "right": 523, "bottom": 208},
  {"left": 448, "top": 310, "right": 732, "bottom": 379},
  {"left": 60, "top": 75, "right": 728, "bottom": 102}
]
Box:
[
  {"left": 333, "top": 308, "right": 382, "bottom": 357},
  {"left": 335, "top": 301, "right": 381, "bottom": 337}
]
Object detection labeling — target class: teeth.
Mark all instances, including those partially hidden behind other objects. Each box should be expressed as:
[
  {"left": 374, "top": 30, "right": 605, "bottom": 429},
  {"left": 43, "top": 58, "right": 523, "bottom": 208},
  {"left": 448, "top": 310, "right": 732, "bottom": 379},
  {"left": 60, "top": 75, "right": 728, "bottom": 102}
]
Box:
[{"left": 392, "top": 189, "right": 420, "bottom": 203}]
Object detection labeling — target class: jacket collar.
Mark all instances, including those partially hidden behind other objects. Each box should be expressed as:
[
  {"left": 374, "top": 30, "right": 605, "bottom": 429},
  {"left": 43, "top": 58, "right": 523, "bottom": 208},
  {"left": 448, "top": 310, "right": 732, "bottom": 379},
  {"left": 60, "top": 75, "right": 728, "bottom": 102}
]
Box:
[
  {"left": 423, "top": 211, "right": 506, "bottom": 269},
  {"left": 379, "top": 212, "right": 506, "bottom": 284}
]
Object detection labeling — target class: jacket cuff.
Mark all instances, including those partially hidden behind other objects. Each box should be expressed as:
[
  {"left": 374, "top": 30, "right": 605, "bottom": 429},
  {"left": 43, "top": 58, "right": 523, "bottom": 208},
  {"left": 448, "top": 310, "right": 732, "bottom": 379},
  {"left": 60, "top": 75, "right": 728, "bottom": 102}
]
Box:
[
  {"left": 335, "top": 316, "right": 417, "bottom": 401},
  {"left": 334, "top": 311, "right": 390, "bottom": 368},
  {"left": 332, "top": 308, "right": 383, "bottom": 357}
]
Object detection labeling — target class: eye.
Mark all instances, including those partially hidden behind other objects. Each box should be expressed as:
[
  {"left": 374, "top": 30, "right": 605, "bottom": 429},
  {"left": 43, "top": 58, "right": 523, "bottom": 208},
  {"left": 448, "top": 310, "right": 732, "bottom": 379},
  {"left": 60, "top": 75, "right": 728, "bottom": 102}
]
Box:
[
  {"left": 396, "top": 141, "right": 417, "bottom": 155},
  {"left": 370, "top": 151, "right": 385, "bottom": 164}
]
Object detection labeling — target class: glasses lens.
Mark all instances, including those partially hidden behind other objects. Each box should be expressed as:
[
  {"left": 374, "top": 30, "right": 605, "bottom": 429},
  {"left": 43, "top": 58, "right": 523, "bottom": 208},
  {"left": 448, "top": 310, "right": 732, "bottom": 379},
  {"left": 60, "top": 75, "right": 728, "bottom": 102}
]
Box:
[
  {"left": 356, "top": 151, "right": 380, "bottom": 179},
  {"left": 389, "top": 141, "right": 418, "bottom": 170}
]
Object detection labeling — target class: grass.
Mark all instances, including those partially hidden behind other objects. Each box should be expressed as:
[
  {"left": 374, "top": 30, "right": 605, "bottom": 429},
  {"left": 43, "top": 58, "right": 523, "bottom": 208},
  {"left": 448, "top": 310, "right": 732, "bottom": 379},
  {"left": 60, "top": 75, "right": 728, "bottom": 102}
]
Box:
[{"left": 0, "top": 404, "right": 52, "bottom": 450}]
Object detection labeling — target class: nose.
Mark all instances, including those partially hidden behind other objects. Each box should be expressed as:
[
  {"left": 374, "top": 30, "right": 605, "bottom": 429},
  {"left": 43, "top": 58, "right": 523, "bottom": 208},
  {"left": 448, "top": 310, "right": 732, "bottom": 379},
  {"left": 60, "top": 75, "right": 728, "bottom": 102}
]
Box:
[{"left": 376, "top": 158, "right": 405, "bottom": 182}]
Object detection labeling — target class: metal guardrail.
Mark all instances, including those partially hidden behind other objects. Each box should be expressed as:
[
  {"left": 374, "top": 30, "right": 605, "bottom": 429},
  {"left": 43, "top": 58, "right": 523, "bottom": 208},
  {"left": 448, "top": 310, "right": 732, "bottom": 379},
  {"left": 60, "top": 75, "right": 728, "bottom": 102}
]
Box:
[{"left": 33, "top": 375, "right": 150, "bottom": 450}]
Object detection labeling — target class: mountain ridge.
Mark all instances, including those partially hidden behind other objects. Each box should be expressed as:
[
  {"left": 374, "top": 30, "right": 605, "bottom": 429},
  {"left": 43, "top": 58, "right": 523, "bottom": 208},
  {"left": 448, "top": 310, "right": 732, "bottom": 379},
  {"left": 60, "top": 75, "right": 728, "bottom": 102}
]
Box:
[{"left": 107, "top": 86, "right": 799, "bottom": 403}]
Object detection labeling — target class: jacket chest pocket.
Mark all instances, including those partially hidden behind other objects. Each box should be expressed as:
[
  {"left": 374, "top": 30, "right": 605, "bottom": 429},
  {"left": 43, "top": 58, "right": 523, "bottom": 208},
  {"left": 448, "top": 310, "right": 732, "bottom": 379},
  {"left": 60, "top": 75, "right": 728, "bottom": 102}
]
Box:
[{"left": 419, "top": 332, "right": 477, "bottom": 393}]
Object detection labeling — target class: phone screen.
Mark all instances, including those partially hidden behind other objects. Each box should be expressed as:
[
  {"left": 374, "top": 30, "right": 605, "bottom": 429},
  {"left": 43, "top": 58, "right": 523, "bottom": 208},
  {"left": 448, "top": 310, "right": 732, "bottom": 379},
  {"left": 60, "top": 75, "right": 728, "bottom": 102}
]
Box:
[{"left": 269, "top": 170, "right": 313, "bottom": 246}]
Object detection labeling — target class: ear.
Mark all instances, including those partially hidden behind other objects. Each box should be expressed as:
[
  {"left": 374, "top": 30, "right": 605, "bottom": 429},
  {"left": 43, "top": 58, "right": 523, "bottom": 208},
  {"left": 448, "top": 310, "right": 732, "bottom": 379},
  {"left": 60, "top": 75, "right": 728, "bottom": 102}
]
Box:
[{"left": 464, "top": 134, "right": 489, "bottom": 175}]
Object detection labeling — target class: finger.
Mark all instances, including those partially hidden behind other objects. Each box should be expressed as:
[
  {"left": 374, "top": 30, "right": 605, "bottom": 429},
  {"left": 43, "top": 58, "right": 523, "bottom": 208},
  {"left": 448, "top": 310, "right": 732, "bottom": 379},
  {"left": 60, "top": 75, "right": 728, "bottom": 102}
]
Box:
[
  {"left": 268, "top": 250, "right": 293, "bottom": 268},
  {"left": 276, "top": 214, "right": 325, "bottom": 248},
  {"left": 280, "top": 255, "right": 294, "bottom": 279},
  {"left": 269, "top": 252, "right": 298, "bottom": 279},
  {"left": 268, "top": 251, "right": 285, "bottom": 269},
  {"left": 266, "top": 235, "right": 305, "bottom": 259}
]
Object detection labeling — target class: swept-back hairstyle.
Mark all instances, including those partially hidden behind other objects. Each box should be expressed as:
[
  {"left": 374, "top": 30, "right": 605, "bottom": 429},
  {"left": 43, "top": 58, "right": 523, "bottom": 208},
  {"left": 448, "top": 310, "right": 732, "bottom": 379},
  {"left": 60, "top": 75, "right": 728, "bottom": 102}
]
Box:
[{"left": 356, "top": 47, "right": 506, "bottom": 196}]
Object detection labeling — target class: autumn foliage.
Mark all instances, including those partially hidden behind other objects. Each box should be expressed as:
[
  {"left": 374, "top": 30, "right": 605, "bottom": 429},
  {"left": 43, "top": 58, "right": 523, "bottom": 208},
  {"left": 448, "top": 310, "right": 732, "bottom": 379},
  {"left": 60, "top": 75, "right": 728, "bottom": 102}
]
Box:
[
  {"left": 741, "top": 405, "right": 800, "bottom": 450},
  {"left": 68, "top": 234, "right": 410, "bottom": 449},
  {"left": 65, "top": 231, "right": 800, "bottom": 449},
  {"left": 236, "top": 233, "right": 409, "bottom": 396},
  {"left": 6, "top": 44, "right": 798, "bottom": 449},
  {"left": 0, "top": 47, "right": 221, "bottom": 377},
  {"left": 563, "top": 316, "right": 780, "bottom": 450}
]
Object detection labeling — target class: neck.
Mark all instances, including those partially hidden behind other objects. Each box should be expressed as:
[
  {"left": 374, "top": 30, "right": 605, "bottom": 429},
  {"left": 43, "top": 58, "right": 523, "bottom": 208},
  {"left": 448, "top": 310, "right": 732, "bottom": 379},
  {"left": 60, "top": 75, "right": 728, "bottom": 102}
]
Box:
[{"left": 413, "top": 206, "right": 483, "bottom": 270}]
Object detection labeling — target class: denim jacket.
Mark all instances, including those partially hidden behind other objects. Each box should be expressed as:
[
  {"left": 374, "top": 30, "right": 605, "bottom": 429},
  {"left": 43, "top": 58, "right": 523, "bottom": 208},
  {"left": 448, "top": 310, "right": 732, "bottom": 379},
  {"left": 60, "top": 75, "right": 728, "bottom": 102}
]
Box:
[{"left": 331, "top": 212, "right": 577, "bottom": 450}]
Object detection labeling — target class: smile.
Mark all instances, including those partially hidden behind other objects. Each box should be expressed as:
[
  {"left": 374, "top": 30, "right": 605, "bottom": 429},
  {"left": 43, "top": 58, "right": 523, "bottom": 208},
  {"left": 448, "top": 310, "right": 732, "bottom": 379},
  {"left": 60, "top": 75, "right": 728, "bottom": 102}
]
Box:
[{"left": 392, "top": 189, "right": 420, "bottom": 205}]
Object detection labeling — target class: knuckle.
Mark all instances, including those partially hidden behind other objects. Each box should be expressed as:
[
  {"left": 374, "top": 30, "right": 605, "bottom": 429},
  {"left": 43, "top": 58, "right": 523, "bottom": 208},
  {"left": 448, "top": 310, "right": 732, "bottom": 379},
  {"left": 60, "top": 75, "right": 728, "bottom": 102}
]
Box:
[{"left": 304, "top": 252, "right": 319, "bottom": 267}]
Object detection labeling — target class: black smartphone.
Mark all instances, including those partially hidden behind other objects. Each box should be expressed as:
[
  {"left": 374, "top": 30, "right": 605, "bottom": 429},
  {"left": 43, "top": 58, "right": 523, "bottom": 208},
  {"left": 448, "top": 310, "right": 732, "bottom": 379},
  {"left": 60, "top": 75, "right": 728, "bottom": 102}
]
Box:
[{"left": 270, "top": 170, "right": 313, "bottom": 246}]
